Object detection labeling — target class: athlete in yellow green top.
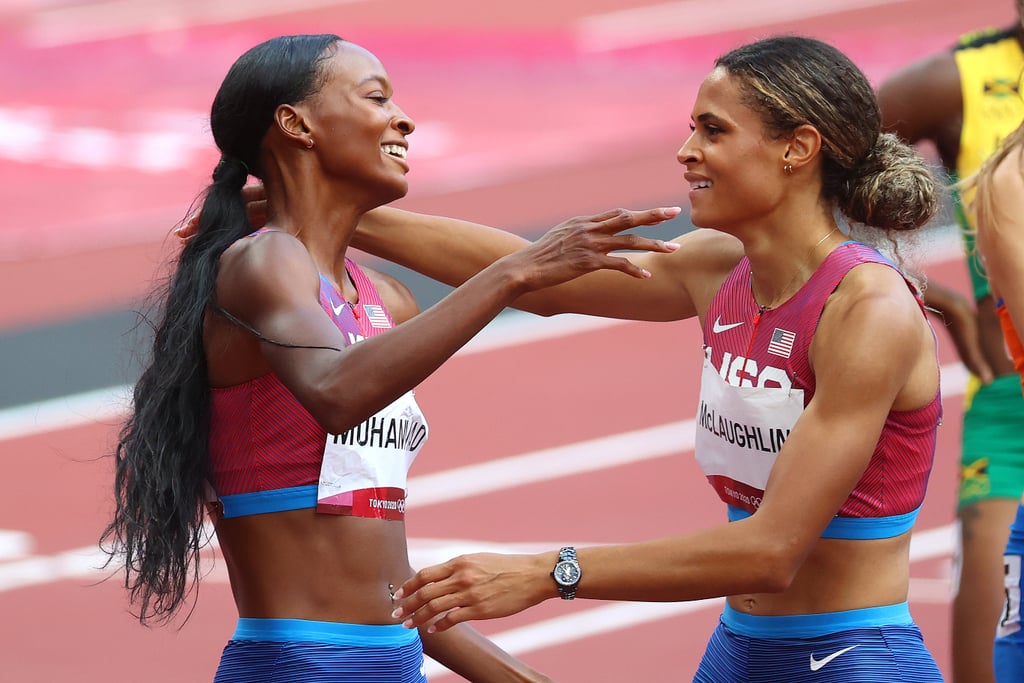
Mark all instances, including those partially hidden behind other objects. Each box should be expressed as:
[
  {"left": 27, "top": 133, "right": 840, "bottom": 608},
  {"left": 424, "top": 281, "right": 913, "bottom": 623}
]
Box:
[{"left": 879, "top": 5, "right": 1024, "bottom": 682}]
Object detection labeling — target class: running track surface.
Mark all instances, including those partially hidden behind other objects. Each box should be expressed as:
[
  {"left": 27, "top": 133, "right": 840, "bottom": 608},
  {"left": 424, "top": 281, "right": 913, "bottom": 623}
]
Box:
[{"left": 0, "top": 0, "right": 1016, "bottom": 680}]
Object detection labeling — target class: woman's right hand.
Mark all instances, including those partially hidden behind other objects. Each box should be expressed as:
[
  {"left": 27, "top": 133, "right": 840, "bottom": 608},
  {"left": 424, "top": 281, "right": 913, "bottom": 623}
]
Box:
[{"left": 499, "top": 207, "right": 682, "bottom": 292}]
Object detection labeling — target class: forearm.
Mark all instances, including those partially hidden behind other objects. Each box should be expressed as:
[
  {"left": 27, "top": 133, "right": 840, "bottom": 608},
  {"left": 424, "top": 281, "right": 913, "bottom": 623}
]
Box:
[
  {"left": 420, "top": 624, "right": 553, "bottom": 683},
  {"left": 358, "top": 207, "right": 529, "bottom": 288},
  {"left": 570, "top": 520, "right": 791, "bottom": 602}
]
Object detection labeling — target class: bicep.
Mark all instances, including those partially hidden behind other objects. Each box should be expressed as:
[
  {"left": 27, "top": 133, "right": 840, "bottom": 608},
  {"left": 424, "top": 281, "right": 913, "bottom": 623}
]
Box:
[
  {"left": 216, "top": 236, "right": 351, "bottom": 401},
  {"left": 878, "top": 53, "right": 961, "bottom": 144}
]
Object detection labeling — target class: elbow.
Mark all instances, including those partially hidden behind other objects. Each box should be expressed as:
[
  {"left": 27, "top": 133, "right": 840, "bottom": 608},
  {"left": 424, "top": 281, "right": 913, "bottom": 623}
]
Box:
[{"left": 749, "top": 539, "right": 804, "bottom": 593}]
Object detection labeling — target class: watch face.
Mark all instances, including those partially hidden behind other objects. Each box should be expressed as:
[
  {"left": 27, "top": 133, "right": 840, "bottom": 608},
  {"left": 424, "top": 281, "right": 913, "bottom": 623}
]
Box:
[{"left": 554, "top": 560, "right": 581, "bottom": 586}]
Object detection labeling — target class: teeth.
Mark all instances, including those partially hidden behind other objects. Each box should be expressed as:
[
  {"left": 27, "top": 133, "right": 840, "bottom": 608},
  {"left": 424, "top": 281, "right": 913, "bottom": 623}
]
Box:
[
  {"left": 382, "top": 144, "right": 407, "bottom": 159},
  {"left": 690, "top": 180, "right": 712, "bottom": 190}
]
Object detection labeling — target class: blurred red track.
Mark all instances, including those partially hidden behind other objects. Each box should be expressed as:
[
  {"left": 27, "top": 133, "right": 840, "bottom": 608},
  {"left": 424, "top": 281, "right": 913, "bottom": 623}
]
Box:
[{"left": 0, "top": 0, "right": 1013, "bottom": 680}]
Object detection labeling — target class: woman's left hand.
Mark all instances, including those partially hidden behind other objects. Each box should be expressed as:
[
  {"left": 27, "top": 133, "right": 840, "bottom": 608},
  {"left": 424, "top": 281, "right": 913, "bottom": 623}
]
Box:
[{"left": 392, "top": 552, "right": 554, "bottom": 632}]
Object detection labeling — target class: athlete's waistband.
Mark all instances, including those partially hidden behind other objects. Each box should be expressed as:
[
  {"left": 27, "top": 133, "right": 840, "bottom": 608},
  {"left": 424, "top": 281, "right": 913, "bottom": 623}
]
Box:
[
  {"left": 218, "top": 485, "right": 318, "bottom": 518},
  {"left": 232, "top": 618, "right": 419, "bottom": 647},
  {"left": 721, "top": 601, "right": 913, "bottom": 638},
  {"left": 727, "top": 504, "right": 920, "bottom": 539}
]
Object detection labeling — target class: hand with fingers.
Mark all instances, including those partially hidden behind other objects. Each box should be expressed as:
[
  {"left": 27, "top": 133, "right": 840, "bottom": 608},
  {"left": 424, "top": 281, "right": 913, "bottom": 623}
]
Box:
[
  {"left": 175, "top": 182, "right": 268, "bottom": 240},
  {"left": 497, "top": 207, "right": 682, "bottom": 291},
  {"left": 392, "top": 552, "right": 555, "bottom": 633}
]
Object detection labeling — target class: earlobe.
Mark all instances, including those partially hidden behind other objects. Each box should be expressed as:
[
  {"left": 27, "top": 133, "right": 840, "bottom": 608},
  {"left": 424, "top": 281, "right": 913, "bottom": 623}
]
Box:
[{"left": 783, "top": 124, "right": 822, "bottom": 173}]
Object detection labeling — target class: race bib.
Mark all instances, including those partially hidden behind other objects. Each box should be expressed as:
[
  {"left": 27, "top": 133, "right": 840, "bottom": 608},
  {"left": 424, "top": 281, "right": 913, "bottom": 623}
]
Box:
[
  {"left": 316, "top": 390, "right": 428, "bottom": 520},
  {"left": 694, "top": 358, "right": 804, "bottom": 513}
]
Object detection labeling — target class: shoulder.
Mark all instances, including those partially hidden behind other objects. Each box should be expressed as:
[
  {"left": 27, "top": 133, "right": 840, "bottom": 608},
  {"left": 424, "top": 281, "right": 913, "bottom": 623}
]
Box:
[
  {"left": 818, "top": 262, "right": 925, "bottom": 350},
  {"left": 666, "top": 228, "right": 745, "bottom": 316},
  {"left": 878, "top": 49, "right": 960, "bottom": 139},
  {"left": 954, "top": 25, "right": 1020, "bottom": 51},
  {"left": 990, "top": 142, "right": 1024, "bottom": 193},
  {"left": 217, "top": 230, "right": 320, "bottom": 313},
  {"left": 671, "top": 228, "right": 744, "bottom": 276},
  {"left": 220, "top": 229, "right": 316, "bottom": 277},
  {"left": 358, "top": 264, "right": 420, "bottom": 324}
]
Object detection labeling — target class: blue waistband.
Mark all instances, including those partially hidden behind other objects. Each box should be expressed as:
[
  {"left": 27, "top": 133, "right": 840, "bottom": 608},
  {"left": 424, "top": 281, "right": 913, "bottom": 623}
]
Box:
[
  {"left": 1008, "top": 503, "right": 1024, "bottom": 551},
  {"left": 727, "top": 504, "right": 920, "bottom": 539},
  {"left": 220, "top": 485, "right": 317, "bottom": 518},
  {"left": 722, "top": 602, "right": 913, "bottom": 638},
  {"left": 232, "top": 618, "right": 419, "bottom": 647}
]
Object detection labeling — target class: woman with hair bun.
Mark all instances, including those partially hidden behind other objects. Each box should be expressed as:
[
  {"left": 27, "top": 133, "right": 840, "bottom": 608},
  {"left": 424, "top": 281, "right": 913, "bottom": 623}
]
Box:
[
  {"left": 100, "top": 33, "right": 679, "bottom": 682},
  {"left": 355, "top": 35, "right": 946, "bottom": 681}
]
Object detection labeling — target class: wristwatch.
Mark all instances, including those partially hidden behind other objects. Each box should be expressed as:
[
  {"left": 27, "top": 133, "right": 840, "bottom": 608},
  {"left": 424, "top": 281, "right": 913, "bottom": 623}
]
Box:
[{"left": 551, "top": 546, "right": 582, "bottom": 600}]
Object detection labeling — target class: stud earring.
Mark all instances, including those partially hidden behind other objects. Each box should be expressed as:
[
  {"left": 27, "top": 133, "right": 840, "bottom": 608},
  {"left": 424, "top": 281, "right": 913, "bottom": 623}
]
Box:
[
  {"left": 783, "top": 163, "right": 793, "bottom": 175},
  {"left": 306, "top": 137, "right": 315, "bottom": 149}
]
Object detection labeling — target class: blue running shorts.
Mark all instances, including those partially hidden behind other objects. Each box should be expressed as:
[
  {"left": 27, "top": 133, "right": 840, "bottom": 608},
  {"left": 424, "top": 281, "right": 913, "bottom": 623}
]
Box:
[
  {"left": 214, "top": 618, "right": 428, "bottom": 683},
  {"left": 694, "top": 602, "right": 942, "bottom": 682},
  {"left": 996, "top": 503, "right": 1024, "bottom": 682}
]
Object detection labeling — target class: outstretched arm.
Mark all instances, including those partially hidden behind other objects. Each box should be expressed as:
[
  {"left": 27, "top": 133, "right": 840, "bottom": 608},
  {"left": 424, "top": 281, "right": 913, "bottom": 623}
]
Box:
[
  {"left": 357, "top": 206, "right": 744, "bottom": 322},
  {"left": 214, "top": 209, "right": 679, "bottom": 434},
  {"left": 391, "top": 265, "right": 935, "bottom": 630}
]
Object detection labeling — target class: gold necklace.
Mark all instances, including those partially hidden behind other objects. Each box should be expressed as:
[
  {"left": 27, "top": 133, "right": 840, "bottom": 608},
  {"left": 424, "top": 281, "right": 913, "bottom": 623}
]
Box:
[{"left": 750, "top": 227, "right": 840, "bottom": 312}]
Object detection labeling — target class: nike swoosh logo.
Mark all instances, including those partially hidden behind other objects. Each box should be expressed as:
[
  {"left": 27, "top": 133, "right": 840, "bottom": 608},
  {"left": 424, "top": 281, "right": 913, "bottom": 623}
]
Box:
[
  {"left": 712, "top": 315, "right": 745, "bottom": 333},
  {"left": 809, "top": 644, "right": 859, "bottom": 671},
  {"left": 331, "top": 300, "right": 346, "bottom": 316}
]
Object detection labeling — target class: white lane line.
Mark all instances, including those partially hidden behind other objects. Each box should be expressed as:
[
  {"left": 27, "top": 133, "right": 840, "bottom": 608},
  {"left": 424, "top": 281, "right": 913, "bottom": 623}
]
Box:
[
  {"left": 0, "top": 356, "right": 962, "bottom": 446},
  {"left": 575, "top": 0, "right": 916, "bottom": 52},
  {"left": 412, "top": 420, "right": 695, "bottom": 506},
  {"left": 23, "top": 0, "right": 368, "bottom": 47},
  {"left": 0, "top": 385, "right": 131, "bottom": 443}
]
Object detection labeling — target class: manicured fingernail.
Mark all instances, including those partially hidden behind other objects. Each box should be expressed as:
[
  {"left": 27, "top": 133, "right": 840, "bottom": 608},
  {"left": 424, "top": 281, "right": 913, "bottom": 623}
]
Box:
[
  {"left": 427, "top": 625, "right": 436, "bottom": 633},
  {"left": 664, "top": 242, "right": 681, "bottom": 251},
  {"left": 391, "top": 608, "right": 403, "bottom": 619},
  {"left": 393, "top": 588, "right": 404, "bottom": 599},
  {"left": 640, "top": 269, "right": 652, "bottom": 278},
  {"left": 665, "top": 206, "right": 682, "bottom": 216},
  {"left": 402, "top": 619, "right": 415, "bottom": 629}
]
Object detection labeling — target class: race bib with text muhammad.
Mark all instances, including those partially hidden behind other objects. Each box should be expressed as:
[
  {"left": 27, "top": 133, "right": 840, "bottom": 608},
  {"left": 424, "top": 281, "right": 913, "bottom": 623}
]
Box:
[{"left": 316, "top": 390, "right": 428, "bottom": 520}]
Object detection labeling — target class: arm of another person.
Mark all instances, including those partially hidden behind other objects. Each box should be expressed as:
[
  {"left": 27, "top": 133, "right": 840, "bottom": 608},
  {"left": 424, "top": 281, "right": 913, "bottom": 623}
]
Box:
[
  {"left": 357, "top": 206, "right": 744, "bottom": 322},
  {"left": 921, "top": 280, "right": 994, "bottom": 383},
  {"left": 419, "top": 625, "right": 553, "bottom": 683},
  {"left": 977, "top": 144, "right": 1024, "bottom": 338},
  {"left": 877, "top": 49, "right": 961, "bottom": 152},
  {"left": 391, "top": 264, "right": 930, "bottom": 629},
  {"left": 215, "top": 213, "right": 674, "bottom": 434}
]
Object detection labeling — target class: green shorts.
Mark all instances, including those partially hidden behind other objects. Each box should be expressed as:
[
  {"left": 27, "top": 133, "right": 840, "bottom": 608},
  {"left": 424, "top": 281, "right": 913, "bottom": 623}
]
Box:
[{"left": 959, "top": 373, "right": 1024, "bottom": 507}]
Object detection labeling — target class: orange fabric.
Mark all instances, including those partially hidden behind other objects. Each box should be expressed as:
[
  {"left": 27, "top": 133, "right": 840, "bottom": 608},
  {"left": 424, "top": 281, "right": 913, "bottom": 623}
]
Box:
[{"left": 997, "top": 301, "right": 1024, "bottom": 394}]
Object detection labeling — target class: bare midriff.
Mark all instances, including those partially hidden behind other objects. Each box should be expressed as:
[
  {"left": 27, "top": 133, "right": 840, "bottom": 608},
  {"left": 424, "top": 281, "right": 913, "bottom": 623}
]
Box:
[
  {"left": 727, "top": 531, "right": 912, "bottom": 616},
  {"left": 215, "top": 510, "right": 410, "bottom": 624}
]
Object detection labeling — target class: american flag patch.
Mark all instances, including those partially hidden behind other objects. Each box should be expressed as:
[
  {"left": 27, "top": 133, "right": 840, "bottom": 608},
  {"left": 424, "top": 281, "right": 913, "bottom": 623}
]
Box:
[
  {"left": 767, "top": 327, "right": 796, "bottom": 358},
  {"left": 363, "top": 304, "right": 392, "bottom": 329}
]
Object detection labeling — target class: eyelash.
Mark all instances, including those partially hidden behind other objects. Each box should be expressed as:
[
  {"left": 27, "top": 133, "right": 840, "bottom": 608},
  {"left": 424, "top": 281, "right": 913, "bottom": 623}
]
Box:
[
  {"left": 689, "top": 123, "right": 722, "bottom": 136},
  {"left": 370, "top": 95, "right": 389, "bottom": 105}
]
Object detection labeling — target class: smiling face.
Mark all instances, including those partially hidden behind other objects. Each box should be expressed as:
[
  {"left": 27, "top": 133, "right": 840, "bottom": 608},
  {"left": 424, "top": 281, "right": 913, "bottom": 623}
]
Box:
[
  {"left": 676, "top": 68, "right": 790, "bottom": 232},
  {"left": 299, "top": 41, "right": 415, "bottom": 206}
]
